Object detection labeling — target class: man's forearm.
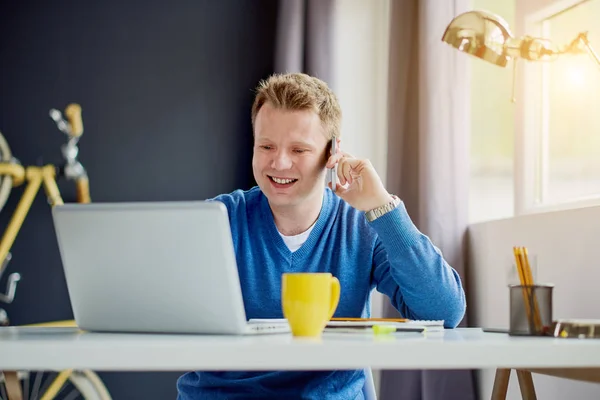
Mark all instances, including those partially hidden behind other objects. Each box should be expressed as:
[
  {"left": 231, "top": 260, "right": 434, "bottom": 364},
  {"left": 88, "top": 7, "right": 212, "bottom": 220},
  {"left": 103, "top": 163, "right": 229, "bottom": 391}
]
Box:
[{"left": 369, "top": 203, "right": 466, "bottom": 328}]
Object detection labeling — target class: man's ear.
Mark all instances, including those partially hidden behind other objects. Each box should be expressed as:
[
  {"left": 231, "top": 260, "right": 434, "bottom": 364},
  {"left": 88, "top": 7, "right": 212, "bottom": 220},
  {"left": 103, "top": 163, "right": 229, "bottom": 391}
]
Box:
[{"left": 323, "top": 137, "right": 333, "bottom": 162}]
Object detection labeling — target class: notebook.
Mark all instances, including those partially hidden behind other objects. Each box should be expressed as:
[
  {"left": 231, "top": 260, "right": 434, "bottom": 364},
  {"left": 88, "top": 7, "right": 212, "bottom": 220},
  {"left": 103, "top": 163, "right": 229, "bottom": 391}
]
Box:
[
  {"left": 250, "top": 318, "right": 445, "bottom": 333},
  {"left": 325, "top": 318, "right": 445, "bottom": 332}
]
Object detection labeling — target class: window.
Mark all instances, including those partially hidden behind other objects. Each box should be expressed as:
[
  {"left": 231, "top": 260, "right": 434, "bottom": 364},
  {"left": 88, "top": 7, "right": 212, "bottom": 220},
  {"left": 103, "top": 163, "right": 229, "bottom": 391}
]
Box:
[
  {"left": 469, "top": 0, "right": 600, "bottom": 223},
  {"left": 520, "top": 0, "right": 600, "bottom": 214}
]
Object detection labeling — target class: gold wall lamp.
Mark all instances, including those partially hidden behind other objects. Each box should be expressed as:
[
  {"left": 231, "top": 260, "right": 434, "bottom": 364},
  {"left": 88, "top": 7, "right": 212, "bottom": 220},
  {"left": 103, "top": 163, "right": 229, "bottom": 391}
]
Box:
[{"left": 440, "top": 10, "right": 600, "bottom": 101}]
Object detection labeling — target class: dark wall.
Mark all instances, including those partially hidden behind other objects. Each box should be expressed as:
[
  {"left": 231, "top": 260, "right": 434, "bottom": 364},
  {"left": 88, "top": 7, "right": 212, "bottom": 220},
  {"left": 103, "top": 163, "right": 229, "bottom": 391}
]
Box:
[{"left": 0, "top": 0, "right": 278, "bottom": 398}]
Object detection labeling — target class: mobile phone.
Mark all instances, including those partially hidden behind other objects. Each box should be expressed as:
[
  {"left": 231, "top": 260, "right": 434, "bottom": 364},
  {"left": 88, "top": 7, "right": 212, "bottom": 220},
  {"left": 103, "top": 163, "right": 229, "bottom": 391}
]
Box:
[{"left": 328, "top": 139, "right": 337, "bottom": 191}]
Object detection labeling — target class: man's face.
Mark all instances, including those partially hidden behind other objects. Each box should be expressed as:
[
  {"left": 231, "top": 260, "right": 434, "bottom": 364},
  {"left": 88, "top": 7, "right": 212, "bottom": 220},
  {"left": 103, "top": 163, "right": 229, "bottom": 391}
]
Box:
[{"left": 252, "top": 102, "right": 329, "bottom": 209}]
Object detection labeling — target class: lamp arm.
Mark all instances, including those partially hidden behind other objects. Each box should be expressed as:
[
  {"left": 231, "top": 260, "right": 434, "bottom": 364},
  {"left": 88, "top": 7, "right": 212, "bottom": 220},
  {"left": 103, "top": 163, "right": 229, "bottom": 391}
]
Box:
[
  {"left": 581, "top": 35, "right": 600, "bottom": 67},
  {"left": 560, "top": 32, "right": 600, "bottom": 68}
]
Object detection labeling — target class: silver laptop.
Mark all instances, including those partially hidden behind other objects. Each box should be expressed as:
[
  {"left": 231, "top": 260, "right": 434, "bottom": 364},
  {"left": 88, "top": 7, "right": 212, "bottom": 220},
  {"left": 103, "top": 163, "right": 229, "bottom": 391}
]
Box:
[{"left": 51, "top": 201, "right": 289, "bottom": 335}]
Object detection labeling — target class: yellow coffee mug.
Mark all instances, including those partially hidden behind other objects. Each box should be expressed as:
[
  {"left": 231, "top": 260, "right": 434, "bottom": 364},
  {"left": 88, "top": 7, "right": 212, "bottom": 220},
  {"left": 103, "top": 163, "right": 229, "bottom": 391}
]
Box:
[{"left": 281, "top": 272, "right": 340, "bottom": 337}]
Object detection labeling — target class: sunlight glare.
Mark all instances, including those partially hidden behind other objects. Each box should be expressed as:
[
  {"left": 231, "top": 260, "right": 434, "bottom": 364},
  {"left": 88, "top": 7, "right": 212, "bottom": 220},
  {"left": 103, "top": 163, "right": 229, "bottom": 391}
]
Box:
[{"left": 565, "top": 63, "right": 586, "bottom": 88}]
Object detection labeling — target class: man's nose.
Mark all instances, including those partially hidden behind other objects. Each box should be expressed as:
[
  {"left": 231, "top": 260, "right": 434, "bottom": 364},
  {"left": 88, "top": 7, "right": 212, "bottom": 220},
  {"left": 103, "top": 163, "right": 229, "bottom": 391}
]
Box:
[{"left": 271, "top": 151, "right": 292, "bottom": 170}]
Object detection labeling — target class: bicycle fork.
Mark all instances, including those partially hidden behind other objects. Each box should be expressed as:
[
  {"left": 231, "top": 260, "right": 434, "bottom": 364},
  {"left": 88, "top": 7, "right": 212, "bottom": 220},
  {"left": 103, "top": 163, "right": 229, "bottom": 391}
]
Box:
[
  {"left": 0, "top": 165, "right": 63, "bottom": 325},
  {"left": 0, "top": 253, "right": 20, "bottom": 325}
]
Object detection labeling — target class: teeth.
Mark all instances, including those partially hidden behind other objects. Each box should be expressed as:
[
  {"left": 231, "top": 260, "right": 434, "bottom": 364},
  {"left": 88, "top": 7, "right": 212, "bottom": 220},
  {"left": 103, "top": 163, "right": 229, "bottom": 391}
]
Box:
[{"left": 272, "top": 177, "right": 295, "bottom": 184}]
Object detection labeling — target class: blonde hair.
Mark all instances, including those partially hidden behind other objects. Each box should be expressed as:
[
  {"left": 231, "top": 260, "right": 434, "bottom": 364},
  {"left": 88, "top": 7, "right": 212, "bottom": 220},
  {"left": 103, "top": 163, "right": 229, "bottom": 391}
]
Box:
[{"left": 251, "top": 73, "right": 342, "bottom": 140}]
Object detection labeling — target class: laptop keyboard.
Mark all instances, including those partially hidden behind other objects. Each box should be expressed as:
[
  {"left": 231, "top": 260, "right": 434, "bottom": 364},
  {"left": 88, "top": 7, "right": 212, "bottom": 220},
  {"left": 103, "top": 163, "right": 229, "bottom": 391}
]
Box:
[{"left": 248, "top": 320, "right": 290, "bottom": 333}]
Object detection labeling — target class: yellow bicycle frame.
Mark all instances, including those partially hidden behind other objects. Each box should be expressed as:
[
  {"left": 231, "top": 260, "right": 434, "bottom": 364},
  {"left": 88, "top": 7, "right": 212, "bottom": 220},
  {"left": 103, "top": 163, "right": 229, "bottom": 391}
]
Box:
[{"left": 0, "top": 104, "right": 96, "bottom": 400}]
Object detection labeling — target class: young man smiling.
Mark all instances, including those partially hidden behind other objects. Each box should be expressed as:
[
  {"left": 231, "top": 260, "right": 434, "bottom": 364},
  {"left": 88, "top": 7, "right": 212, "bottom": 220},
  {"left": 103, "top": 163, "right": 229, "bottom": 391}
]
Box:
[{"left": 177, "top": 73, "right": 466, "bottom": 399}]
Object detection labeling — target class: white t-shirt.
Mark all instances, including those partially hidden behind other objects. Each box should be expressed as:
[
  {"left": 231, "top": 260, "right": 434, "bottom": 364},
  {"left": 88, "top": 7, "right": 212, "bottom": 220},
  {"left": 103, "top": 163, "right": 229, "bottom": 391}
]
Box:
[{"left": 278, "top": 222, "right": 316, "bottom": 252}]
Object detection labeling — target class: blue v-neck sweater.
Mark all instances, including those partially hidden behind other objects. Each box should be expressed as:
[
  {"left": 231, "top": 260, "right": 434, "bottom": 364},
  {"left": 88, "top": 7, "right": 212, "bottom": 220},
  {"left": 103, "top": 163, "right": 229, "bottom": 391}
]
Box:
[{"left": 177, "top": 186, "right": 466, "bottom": 399}]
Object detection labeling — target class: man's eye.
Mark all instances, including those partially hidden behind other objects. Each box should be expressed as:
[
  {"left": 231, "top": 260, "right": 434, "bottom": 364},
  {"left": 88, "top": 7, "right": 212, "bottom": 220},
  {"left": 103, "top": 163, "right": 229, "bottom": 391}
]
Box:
[
  {"left": 293, "top": 149, "right": 307, "bottom": 154},
  {"left": 260, "top": 145, "right": 272, "bottom": 150}
]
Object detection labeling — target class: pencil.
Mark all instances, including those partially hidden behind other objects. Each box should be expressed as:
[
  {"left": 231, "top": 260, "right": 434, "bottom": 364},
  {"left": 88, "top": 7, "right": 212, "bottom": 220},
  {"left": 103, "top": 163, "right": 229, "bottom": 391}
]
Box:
[
  {"left": 513, "top": 246, "right": 542, "bottom": 333},
  {"left": 521, "top": 247, "right": 542, "bottom": 331},
  {"left": 513, "top": 247, "right": 535, "bottom": 332}
]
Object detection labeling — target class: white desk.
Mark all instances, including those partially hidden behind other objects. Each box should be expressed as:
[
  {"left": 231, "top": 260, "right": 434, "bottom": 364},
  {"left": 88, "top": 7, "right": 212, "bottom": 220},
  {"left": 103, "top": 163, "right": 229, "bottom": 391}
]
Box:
[{"left": 1, "top": 327, "right": 600, "bottom": 371}]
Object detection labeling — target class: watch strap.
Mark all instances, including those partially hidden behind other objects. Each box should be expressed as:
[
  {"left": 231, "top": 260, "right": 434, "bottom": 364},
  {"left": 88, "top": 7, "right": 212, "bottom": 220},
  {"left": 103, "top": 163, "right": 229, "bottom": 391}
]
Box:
[{"left": 365, "top": 195, "right": 401, "bottom": 222}]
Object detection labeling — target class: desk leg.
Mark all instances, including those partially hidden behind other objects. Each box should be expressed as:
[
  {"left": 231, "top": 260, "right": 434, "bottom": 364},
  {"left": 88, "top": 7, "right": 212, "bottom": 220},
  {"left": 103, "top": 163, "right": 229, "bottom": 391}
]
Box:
[
  {"left": 3, "top": 371, "right": 23, "bottom": 400},
  {"left": 516, "top": 370, "right": 537, "bottom": 400},
  {"left": 491, "top": 368, "right": 510, "bottom": 400}
]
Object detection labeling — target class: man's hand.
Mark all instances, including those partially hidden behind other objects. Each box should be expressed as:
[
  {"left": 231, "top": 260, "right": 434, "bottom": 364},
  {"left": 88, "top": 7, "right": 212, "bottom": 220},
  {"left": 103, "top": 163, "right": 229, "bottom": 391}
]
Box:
[{"left": 326, "top": 139, "right": 393, "bottom": 212}]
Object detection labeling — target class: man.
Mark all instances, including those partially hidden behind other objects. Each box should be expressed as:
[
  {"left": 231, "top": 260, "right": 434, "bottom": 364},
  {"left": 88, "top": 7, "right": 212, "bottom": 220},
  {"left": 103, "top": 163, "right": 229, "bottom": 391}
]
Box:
[{"left": 177, "top": 73, "right": 466, "bottom": 399}]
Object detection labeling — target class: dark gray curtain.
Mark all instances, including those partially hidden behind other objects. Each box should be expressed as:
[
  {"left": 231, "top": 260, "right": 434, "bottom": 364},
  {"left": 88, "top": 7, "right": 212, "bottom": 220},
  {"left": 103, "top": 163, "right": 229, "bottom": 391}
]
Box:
[
  {"left": 380, "top": 0, "right": 477, "bottom": 399},
  {"left": 273, "top": 0, "right": 335, "bottom": 87}
]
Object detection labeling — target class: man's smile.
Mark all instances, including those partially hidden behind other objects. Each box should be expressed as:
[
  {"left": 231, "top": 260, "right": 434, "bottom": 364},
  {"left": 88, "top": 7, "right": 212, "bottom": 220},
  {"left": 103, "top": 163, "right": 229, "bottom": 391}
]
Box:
[{"left": 268, "top": 175, "right": 298, "bottom": 188}]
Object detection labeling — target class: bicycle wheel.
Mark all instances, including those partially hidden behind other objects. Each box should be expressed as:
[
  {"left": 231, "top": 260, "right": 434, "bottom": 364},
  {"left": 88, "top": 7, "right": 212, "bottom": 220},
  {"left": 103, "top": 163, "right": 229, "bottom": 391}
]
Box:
[
  {"left": 0, "top": 131, "right": 14, "bottom": 214},
  {"left": 0, "top": 369, "right": 112, "bottom": 400}
]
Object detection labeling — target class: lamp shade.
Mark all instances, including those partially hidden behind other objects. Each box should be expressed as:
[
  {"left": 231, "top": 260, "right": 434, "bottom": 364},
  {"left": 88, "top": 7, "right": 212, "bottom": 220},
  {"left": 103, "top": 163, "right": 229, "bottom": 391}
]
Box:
[{"left": 442, "top": 10, "right": 514, "bottom": 67}]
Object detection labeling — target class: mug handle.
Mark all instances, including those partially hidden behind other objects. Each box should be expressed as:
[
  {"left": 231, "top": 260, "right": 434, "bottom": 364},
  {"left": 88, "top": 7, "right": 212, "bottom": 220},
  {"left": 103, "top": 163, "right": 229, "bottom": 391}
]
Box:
[{"left": 328, "top": 277, "right": 340, "bottom": 319}]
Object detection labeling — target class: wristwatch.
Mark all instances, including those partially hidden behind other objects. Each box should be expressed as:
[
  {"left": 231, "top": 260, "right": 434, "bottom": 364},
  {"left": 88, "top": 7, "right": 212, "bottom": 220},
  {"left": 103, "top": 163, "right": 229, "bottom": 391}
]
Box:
[{"left": 365, "top": 195, "right": 401, "bottom": 222}]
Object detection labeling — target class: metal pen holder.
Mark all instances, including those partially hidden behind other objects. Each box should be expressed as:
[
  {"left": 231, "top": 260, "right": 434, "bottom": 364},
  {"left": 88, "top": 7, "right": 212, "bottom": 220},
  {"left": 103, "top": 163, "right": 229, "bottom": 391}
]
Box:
[{"left": 509, "top": 284, "right": 554, "bottom": 336}]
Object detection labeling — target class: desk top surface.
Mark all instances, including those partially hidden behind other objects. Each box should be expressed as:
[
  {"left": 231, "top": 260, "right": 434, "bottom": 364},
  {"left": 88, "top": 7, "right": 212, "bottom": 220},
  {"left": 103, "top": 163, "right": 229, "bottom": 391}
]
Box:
[{"left": 1, "top": 327, "right": 600, "bottom": 371}]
